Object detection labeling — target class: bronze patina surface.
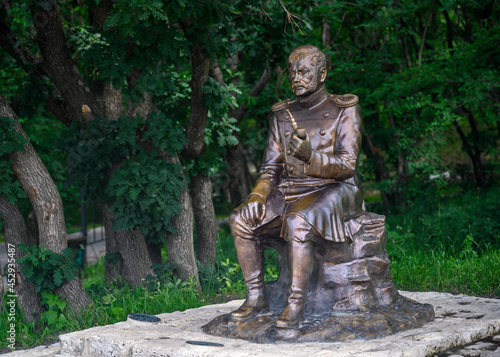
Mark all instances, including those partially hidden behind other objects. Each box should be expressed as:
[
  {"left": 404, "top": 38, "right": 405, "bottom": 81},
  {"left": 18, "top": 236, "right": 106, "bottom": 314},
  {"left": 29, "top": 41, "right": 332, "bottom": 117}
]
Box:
[{"left": 203, "top": 45, "right": 434, "bottom": 342}]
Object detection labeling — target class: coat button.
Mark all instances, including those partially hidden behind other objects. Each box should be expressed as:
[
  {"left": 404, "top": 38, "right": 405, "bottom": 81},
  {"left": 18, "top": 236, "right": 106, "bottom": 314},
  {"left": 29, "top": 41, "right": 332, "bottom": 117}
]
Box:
[
  {"left": 286, "top": 149, "right": 291, "bottom": 155},
  {"left": 323, "top": 112, "right": 330, "bottom": 117},
  {"left": 289, "top": 166, "right": 294, "bottom": 172},
  {"left": 285, "top": 130, "right": 290, "bottom": 137},
  {"left": 320, "top": 129, "right": 326, "bottom": 135}
]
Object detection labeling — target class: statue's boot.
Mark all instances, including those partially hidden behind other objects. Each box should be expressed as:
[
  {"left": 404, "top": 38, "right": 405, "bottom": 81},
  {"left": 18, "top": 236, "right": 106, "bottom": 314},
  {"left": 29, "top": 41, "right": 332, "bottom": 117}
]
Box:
[
  {"left": 230, "top": 236, "right": 269, "bottom": 320},
  {"left": 276, "top": 240, "right": 314, "bottom": 328}
]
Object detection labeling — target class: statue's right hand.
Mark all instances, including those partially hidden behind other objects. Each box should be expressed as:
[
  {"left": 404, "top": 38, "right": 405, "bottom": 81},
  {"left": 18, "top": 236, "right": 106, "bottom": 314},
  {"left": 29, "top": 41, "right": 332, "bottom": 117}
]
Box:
[{"left": 241, "top": 194, "right": 266, "bottom": 228}]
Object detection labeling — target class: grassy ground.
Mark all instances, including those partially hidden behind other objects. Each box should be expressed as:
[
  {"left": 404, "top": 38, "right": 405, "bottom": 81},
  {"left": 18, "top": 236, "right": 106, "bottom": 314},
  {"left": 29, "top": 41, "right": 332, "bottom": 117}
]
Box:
[{"left": 1, "top": 186, "right": 499, "bottom": 351}]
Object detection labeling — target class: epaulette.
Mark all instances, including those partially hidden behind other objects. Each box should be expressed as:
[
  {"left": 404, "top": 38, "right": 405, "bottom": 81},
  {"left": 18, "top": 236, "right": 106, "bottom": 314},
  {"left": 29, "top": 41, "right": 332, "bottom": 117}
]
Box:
[
  {"left": 329, "top": 93, "right": 359, "bottom": 108},
  {"left": 271, "top": 99, "right": 296, "bottom": 112}
]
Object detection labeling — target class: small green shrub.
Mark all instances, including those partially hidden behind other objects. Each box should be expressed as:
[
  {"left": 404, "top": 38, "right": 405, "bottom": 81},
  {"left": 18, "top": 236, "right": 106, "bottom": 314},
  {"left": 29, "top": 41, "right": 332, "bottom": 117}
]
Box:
[{"left": 17, "top": 244, "right": 78, "bottom": 293}]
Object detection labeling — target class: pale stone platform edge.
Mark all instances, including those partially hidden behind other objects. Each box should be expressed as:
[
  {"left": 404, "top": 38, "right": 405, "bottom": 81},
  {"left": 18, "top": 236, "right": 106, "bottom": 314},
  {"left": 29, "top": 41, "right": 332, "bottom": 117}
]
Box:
[{"left": 3, "top": 291, "right": 500, "bottom": 357}]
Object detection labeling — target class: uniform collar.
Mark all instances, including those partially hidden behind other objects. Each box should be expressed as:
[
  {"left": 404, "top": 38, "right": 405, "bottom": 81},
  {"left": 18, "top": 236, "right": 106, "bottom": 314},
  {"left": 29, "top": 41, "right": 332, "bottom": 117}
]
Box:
[{"left": 296, "top": 84, "right": 328, "bottom": 109}]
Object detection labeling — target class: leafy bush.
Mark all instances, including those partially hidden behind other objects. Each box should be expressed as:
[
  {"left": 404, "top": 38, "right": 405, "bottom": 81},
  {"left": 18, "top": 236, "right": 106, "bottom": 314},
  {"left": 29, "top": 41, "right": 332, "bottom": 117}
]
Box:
[{"left": 17, "top": 244, "right": 78, "bottom": 293}]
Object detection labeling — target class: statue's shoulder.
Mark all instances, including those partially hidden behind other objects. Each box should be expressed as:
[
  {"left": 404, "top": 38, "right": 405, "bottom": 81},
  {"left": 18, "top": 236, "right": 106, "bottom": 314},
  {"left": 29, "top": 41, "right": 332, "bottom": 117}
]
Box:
[
  {"left": 271, "top": 99, "right": 297, "bottom": 112},
  {"left": 329, "top": 93, "right": 359, "bottom": 108}
]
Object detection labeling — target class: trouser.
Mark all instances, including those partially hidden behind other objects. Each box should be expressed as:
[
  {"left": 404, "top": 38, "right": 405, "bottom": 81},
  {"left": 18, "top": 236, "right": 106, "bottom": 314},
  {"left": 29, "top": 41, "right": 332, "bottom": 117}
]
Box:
[{"left": 230, "top": 209, "right": 316, "bottom": 320}]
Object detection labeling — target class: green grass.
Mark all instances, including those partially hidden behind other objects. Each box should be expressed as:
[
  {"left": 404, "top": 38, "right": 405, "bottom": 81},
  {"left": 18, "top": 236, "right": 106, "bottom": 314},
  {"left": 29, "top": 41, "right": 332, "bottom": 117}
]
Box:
[{"left": 390, "top": 247, "right": 500, "bottom": 298}]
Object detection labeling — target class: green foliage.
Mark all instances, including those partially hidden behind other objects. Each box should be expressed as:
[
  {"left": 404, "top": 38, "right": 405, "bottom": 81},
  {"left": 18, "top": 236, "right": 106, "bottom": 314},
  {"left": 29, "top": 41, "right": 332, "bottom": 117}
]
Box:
[
  {"left": 39, "top": 293, "right": 69, "bottom": 330},
  {"left": 109, "top": 153, "right": 184, "bottom": 243},
  {"left": 386, "top": 186, "right": 500, "bottom": 260},
  {"left": 63, "top": 114, "right": 186, "bottom": 246},
  {"left": 390, "top": 247, "right": 500, "bottom": 298},
  {"left": 144, "top": 261, "right": 177, "bottom": 291},
  {"left": 0, "top": 116, "right": 27, "bottom": 157},
  {"left": 0, "top": 116, "right": 27, "bottom": 204},
  {"left": 17, "top": 244, "right": 78, "bottom": 293}
]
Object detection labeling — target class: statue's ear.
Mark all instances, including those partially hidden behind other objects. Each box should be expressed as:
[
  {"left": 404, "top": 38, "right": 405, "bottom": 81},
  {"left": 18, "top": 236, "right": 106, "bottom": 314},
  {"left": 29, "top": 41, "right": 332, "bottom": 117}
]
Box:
[{"left": 319, "top": 67, "right": 327, "bottom": 83}]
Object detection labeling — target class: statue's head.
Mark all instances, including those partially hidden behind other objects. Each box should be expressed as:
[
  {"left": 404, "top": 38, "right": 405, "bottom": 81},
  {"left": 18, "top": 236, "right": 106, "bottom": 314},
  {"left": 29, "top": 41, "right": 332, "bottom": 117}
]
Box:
[{"left": 288, "top": 45, "right": 327, "bottom": 97}]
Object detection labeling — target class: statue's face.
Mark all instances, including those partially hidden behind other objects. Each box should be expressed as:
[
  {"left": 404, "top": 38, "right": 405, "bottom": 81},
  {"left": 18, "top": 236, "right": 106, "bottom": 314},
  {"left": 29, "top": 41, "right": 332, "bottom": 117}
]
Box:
[{"left": 288, "top": 55, "right": 325, "bottom": 97}]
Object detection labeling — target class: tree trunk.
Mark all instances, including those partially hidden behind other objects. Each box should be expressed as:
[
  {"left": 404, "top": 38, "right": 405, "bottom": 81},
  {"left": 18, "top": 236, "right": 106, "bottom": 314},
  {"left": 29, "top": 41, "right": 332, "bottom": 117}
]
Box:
[
  {"left": 225, "top": 140, "right": 251, "bottom": 207},
  {"left": 102, "top": 204, "right": 124, "bottom": 284},
  {"left": 117, "top": 229, "right": 153, "bottom": 288},
  {"left": 0, "top": 95, "right": 91, "bottom": 314},
  {"left": 162, "top": 156, "right": 201, "bottom": 291},
  {"left": 30, "top": 2, "right": 103, "bottom": 121},
  {"left": 190, "top": 173, "right": 217, "bottom": 266},
  {"left": 99, "top": 84, "right": 154, "bottom": 287},
  {"left": 102, "top": 204, "right": 152, "bottom": 288},
  {"left": 453, "top": 117, "right": 487, "bottom": 188},
  {"left": 0, "top": 196, "right": 43, "bottom": 322},
  {"left": 183, "top": 43, "right": 211, "bottom": 159}
]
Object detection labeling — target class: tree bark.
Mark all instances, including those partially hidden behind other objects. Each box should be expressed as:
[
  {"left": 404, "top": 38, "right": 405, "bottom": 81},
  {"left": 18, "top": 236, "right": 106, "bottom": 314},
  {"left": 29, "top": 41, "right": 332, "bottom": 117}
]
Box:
[
  {"left": 102, "top": 204, "right": 124, "bottom": 284},
  {"left": 0, "top": 196, "right": 43, "bottom": 322},
  {"left": 190, "top": 173, "right": 217, "bottom": 266},
  {"left": 225, "top": 139, "right": 252, "bottom": 207},
  {"left": 166, "top": 185, "right": 201, "bottom": 291},
  {"left": 0, "top": 94, "right": 91, "bottom": 314},
  {"left": 180, "top": 38, "right": 218, "bottom": 271},
  {"left": 183, "top": 43, "right": 211, "bottom": 159},
  {"left": 30, "top": 2, "right": 103, "bottom": 121}
]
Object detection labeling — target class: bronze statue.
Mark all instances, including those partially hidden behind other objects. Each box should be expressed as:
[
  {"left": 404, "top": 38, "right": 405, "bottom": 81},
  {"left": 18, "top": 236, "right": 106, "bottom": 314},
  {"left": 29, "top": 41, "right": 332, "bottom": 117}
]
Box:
[
  {"left": 203, "top": 45, "right": 434, "bottom": 343},
  {"left": 230, "top": 45, "right": 364, "bottom": 328}
]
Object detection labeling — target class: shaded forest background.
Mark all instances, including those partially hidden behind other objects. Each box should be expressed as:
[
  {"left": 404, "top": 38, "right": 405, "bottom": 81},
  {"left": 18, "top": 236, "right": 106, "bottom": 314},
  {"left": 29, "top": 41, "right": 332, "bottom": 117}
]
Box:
[{"left": 0, "top": 0, "right": 499, "bottom": 337}]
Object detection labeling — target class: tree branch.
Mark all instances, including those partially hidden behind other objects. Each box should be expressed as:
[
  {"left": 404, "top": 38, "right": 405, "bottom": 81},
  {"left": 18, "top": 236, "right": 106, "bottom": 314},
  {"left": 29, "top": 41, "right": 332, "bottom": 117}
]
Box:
[{"left": 418, "top": 0, "right": 435, "bottom": 67}]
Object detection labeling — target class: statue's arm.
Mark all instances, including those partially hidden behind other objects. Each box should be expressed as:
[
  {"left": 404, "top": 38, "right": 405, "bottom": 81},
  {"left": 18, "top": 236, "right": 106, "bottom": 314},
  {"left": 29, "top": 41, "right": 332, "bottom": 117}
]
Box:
[
  {"left": 307, "top": 105, "right": 362, "bottom": 180},
  {"left": 250, "top": 116, "right": 285, "bottom": 201}
]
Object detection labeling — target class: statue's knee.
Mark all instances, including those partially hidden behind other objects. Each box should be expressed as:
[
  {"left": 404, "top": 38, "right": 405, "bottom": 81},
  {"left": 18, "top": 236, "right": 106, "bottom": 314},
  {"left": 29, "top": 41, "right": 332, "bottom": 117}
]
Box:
[
  {"left": 230, "top": 209, "right": 253, "bottom": 237},
  {"left": 283, "top": 214, "right": 315, "bottom": 243}
]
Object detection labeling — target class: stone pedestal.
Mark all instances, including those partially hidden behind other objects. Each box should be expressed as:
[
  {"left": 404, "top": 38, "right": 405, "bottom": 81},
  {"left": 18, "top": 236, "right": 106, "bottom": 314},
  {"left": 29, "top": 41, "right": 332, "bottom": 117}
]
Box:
[{"left": 203, "top": 212, "right": 435, "bottom": 343}]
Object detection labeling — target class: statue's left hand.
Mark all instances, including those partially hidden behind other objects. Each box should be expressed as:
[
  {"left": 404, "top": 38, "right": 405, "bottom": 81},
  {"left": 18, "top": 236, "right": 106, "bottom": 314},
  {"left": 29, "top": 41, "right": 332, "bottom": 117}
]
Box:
[{"left": 289, "top": 132, "right": 312, "bottom": 162}]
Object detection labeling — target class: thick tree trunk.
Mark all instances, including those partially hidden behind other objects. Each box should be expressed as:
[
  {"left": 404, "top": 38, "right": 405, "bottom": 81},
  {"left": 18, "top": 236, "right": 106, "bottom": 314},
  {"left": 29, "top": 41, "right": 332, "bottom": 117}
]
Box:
[
  {"left": 0, "top": 95, "right": 91, "bottom": 314},
  {"left": 117, "top": 229, "right": 153, "bottom": 288},
  {"left": 190, "top": 173, "right": 217, "bottom": 266},
  {"left": 0, "top": 196, "right": 43, "bottom": 322},
  {"left": 166, "top": 187, "right": 201, "bottom": 291},
  {"left": 102, "top": 204, "right": 124, "bottom": 284},
  {"left": 99, "top": 84, "right": 154, "bottom": 287},
  {"left": 30, "top": 2, "right": 103, "bottom": 121},
  {"left": 102, "top": 204, "right": 152, "bottom": 288},
  {"left": 162, "top": 157, "right": 201, "bottom": 291}
]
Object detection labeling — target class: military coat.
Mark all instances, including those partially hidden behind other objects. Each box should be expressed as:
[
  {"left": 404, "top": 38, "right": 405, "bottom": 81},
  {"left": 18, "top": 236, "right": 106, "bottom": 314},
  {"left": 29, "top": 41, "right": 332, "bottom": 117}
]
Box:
[{"left": 249, "top": 86, "right": 365, "bottom": 243}]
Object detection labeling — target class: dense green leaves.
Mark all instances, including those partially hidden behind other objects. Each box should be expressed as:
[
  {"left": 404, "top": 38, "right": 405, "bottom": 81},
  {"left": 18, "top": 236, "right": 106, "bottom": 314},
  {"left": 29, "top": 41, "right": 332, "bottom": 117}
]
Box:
[
  {"left": 18, "top": 244, "right": 78, "bottom": 293},
  {"left": 109, "top": 154, "right": 184, "bottom": 245}
]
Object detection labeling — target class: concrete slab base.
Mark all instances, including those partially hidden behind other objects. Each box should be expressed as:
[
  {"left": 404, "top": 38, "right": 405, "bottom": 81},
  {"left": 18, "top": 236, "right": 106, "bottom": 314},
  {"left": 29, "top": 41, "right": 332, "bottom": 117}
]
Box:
[{"left": 4, "top": 291, "right": 500, "bottom": 357}]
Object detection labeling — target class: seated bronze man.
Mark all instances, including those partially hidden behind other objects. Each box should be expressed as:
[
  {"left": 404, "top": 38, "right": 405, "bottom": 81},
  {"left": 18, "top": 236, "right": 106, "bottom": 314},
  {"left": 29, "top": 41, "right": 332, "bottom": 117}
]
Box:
[{"left": 229, "top": 45, "right": 364, "bottom": 328}]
